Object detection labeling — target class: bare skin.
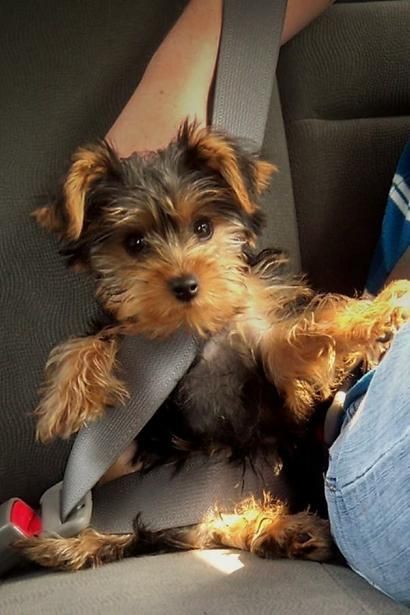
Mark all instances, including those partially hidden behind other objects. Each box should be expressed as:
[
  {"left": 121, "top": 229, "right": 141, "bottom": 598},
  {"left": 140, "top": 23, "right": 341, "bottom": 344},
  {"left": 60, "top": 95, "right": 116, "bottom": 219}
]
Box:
[{"left": 106, "top": 0, "right": 335, "bottom": 157}]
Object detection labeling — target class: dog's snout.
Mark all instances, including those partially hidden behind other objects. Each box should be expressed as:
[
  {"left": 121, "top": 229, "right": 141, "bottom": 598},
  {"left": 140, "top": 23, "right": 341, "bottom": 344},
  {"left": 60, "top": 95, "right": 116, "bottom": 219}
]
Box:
[{"left": 169, "top": 275, "right": 199, "bottom": 302}]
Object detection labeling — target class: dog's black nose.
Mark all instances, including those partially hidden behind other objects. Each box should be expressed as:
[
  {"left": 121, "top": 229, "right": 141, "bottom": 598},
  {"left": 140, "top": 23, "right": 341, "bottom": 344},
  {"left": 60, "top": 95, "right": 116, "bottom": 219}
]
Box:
[{"left": 169, "top": 275, "right": 199, "bottom": 302}]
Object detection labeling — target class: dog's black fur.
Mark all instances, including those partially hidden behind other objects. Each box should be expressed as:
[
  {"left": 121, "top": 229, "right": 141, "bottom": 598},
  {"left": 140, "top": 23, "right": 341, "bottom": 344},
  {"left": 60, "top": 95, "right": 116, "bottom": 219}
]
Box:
[{"left": 133, "top": 249, "right": 329, "bottom": 518}]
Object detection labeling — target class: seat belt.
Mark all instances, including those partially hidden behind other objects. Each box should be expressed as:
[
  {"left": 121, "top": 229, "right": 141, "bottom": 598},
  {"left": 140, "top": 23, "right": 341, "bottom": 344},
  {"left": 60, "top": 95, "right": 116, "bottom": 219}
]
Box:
[
  {"left": 57, "top": 0, "right": 290, "bottom": 526},
  {"left": 212, "top": 0, "right": 287, "bottom": 144},
  {"left": 0, "top": 0, "right": 292, "bottom": 556},
  {"left": 61, "top": 331, "right": 198, "bottom": 521}
]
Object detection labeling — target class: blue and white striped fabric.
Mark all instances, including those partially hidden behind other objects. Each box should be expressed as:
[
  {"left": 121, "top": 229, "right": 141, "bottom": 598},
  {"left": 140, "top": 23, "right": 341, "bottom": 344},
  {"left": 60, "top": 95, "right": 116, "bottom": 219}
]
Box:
[
  {"left": 345, "top": 139, "right": 410, "bottom": 408},
  {"left": 367, "top": 139, "right": 410, "bottom": 295}
]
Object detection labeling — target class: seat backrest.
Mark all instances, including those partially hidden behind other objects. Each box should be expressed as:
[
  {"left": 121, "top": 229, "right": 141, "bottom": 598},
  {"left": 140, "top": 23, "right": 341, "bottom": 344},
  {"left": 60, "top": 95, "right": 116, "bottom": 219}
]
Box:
[
  {"left": 1, "top": 0, "right": 408, "bottom": 506},
  {"left": 276, "top": 0, "right": 410, "bottom": 294},
  {"left": 0, "top": 0, "right": 187, "bottom": 506}
]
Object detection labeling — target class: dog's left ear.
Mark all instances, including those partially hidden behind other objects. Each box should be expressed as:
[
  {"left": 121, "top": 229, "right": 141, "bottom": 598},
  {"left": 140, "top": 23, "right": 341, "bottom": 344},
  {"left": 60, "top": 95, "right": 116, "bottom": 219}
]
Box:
[
  {"left": 177, "top": 120, "right": 277, "bottom": 214},
  {"left": 33, "top": 141, "right": 122, "bottom": 241}
]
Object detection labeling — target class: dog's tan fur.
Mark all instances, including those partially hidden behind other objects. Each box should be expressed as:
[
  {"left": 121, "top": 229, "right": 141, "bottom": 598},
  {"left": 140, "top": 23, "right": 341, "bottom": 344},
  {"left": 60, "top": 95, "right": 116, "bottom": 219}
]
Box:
[
  {"left": 35, "top": 278, "right": 410, "bottom": 439},
  {"left": 16, "top": 495, "right": 331, "bottom": 570},
  {"left": 35, "top": 332, "right": 128, "bottom": 442},
  {"left": 24, "top": 121, "right": 410, "bottom": 571},
  {"left": 16, "top": 529, "right": 135, "bottom": 570}
]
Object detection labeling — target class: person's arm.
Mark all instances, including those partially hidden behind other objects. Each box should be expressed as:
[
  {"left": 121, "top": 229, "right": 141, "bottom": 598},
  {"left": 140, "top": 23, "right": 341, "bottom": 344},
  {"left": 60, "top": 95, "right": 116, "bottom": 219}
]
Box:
[
  {"left": 386, "top": 249, "right": 410, "bottom": 282},
  {"left": 107, "top": 0, "right": 334, "bottom": 157},
  {"left": 282, "top": 0, "right": 334, "bottom": 44},
  {"left": 106, "top": 0, "right": 222, "bottom": 156}
]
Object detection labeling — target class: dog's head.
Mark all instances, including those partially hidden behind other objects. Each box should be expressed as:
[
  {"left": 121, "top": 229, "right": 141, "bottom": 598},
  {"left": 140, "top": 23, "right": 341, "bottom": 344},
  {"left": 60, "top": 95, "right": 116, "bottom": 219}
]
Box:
[{"left": 34, "top": 121, "right": 276, "bottom": 337}]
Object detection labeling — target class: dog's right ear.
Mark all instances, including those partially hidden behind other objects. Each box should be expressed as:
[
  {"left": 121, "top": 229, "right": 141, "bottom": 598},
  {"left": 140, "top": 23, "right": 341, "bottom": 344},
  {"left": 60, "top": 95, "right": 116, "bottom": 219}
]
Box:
[{"left": 33, "top": 141, "right": 122, "bottom": 241}]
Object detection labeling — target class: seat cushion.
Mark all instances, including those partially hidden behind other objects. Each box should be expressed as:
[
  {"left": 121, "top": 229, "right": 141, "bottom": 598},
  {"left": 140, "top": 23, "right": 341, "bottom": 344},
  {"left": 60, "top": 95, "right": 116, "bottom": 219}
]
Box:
[
  {"left": 1, "top": 553, "right": 408, "bottom": 615},
  {"left": 1, "top": 1, "right": 408, "bottom": 612}
]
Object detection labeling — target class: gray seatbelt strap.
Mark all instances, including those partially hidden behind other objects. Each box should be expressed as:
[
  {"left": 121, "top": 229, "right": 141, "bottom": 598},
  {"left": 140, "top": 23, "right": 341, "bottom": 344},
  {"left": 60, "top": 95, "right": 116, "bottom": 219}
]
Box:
[
  {"left": 91, "top": 453, "right": 289, "bottom": 533},
  {"left": 61, "top": 332, "right": 198, "bottom": 520},
  {"left": 213, "top": 1, "right": 300, "bottom": 269},
  {"left": 60, "top": 0, "right": 288, "bottom": 529},
  {"left": 212, "top": 0, "right": 287, "bottom": 144}
]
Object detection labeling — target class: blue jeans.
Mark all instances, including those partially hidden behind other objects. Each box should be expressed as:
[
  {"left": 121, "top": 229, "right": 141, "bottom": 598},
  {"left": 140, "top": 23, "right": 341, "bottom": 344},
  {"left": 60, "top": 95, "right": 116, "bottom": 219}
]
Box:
[{"left": 325, "top": 323, "right": 410, "bottom": 606}]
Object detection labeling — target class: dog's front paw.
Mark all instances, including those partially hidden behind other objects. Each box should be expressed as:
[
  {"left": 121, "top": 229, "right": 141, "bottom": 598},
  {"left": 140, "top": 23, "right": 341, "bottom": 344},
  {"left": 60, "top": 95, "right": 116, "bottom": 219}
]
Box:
[
  {"left": 377, "top": 280, "right": 410, "bottom": 329},
  {"left": 251, "top": 512, "right": 333, "bottom": 562},
  {"left": 35, "top": 335, "right": 129, "bottom": 443},
  {"left": 35, "top": 394, "right": 104, "bottom": 443},
  {"left": 35, "top": 376, "right": 128, "bottom": 443}
]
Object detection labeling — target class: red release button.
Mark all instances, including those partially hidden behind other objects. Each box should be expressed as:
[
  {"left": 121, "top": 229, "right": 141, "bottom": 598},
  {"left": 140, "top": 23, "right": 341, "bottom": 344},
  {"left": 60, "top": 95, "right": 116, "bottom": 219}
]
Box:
[{"left": 10, "top": 500, "right": 42, "bottom": 536}]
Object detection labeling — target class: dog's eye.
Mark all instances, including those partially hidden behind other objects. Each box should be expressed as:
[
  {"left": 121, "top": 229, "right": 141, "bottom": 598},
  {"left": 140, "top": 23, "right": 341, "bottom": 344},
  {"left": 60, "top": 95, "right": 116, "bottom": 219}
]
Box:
[
  {"left": 124, "top": 233, "right": 146, "bottom": 256},
  {"left": 193, "top": 218, "right": 213, "bottom": 241}
]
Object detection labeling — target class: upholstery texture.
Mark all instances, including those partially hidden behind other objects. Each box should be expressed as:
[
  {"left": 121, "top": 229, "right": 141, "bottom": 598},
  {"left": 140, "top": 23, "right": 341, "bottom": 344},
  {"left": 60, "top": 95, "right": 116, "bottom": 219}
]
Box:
[
  {"left": 0, "top": 0, "right": 186, "bottom": 506},
  {"left": 277, "top": 1, "right": 410, "bottom": 293},
  {"left": 1, "top": 556, "right": 407, "bottom": 615},
  {"left": 0, "top": 0, "right": 408, "bottom": 611}
]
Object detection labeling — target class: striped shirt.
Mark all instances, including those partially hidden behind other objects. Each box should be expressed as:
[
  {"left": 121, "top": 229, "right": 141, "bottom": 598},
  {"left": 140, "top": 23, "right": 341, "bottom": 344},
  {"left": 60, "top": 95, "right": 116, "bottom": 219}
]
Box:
[
  {"left": 367, "top": 140, "right": 410, "bottom": 294},
  {"left": 345, "top": 139, "right": 410, "bottom": 409}
]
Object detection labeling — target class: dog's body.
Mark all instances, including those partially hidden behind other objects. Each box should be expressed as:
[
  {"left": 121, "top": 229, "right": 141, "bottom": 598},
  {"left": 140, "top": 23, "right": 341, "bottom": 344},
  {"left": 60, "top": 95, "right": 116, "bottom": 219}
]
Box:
[{"left": 19, "top": 121, "right": 410, "bottom": 570}]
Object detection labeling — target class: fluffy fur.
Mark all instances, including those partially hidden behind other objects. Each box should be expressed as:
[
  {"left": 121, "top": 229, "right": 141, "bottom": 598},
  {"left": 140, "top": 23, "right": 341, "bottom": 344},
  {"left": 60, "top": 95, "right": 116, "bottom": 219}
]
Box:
[
  {"left": 18, "top": 495, "right": 332, "bottom": 570},
  {"left": 21, "top": 120, "right": 410, "bottom": 570}
]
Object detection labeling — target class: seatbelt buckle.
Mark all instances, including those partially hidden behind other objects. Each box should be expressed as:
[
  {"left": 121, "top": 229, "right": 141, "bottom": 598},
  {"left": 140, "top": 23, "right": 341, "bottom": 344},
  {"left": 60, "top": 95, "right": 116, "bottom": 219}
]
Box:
[
  {"left": 0, "top": 498, "right": 42, "bottom": 575},
  {"left": 0, "top": 483, "right": 92, "bottom": 575},
  {"left": 39, "top": 481, "right": 93, "bottom": 538}
]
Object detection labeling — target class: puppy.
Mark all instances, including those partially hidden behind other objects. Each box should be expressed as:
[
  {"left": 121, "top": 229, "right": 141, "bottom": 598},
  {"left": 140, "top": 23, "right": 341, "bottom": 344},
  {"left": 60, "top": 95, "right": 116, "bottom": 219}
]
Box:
[{"left": 19, "top": 121, "right": 410, "bottom": 570}]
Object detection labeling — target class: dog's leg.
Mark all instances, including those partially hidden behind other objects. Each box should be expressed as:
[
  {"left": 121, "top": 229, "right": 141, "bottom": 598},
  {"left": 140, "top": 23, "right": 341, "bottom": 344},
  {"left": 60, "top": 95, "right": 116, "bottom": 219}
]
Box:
[
  {"left": 15, "top": 530, "right": 136, "bottom": 571},
  {"left": 16, "top": 498, "right": 333, "bottom": 570},
  {"left": 35, "top": 331, "right": 128, "bottom": 442},
  {"left": 134, "top": 497, "right": 333, "bottom": 563},
  {"left": 325, "top": 279, "right": 410, "bottom": 343},
  {"left": 260, "top": 280, "right": 410, "bottom": 420}
]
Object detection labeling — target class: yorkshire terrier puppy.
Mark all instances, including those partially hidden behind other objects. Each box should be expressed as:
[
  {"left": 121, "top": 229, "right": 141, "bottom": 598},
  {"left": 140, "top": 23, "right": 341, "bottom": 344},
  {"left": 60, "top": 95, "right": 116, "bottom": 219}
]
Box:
[{"left": 19, "top": 121, "right": 410, "bottom": 571}]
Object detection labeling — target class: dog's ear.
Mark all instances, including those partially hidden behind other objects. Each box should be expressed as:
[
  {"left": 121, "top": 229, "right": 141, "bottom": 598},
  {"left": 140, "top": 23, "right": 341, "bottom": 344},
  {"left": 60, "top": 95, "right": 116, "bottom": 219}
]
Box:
[
  {"left": 177, "top": 120, "right": 277, "bottom": 214},
  {"left": 33, "top": 141, "right": 122, "bottom": 241}
]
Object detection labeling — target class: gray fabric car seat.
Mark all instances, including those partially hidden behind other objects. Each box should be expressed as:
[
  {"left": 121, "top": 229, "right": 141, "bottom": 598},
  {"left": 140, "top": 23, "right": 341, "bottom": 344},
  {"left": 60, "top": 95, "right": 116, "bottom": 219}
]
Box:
[
  {"left": 0, "top": 0, "right": 188, "bottom": 508},
  {"left": 1, "top": 0, "right": 409, "bottom": 613}
]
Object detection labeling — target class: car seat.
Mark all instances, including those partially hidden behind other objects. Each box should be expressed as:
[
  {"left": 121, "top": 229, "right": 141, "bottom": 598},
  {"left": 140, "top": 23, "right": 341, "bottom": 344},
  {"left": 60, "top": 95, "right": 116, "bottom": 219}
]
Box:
[{"left": 1, "top": 1, "right": 409, "bottom": 612}]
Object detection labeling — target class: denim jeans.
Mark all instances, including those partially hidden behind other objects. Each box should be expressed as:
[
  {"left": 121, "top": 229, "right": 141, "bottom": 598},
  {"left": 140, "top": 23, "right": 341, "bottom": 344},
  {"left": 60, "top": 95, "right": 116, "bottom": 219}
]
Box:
[{"left": 325, "top": 323, "right": 410, "bottom": 606}]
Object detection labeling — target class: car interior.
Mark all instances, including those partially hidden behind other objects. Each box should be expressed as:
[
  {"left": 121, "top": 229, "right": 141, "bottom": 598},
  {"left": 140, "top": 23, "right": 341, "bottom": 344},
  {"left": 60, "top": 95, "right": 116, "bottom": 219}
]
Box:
[{"left": 1, "top": 0, "right": 409, "bottom": 612}]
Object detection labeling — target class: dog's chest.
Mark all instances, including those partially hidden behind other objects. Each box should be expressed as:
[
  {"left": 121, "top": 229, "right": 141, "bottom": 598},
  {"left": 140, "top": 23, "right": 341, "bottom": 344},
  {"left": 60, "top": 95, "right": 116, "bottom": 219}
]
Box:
[
  {"left": 137, "top": 331, "right": 295, "bottom": 467},
  {"left": 175, "top": 334, "right": 262, "bottom": 442}
]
